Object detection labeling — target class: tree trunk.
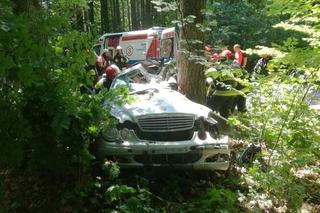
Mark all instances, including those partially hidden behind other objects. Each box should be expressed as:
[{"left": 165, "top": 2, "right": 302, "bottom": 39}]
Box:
[
  {"left": 177, "top": 0, "right": 206, "bottom": 104},
  {"left": 76, "top": 9, "right": 85, "bottom": 32},
  {"left": 100, "top": 0, "right": 110, "bottom": 33},
  {"left": 88, "top": 0, "right": 94, "bottom": 32},
  {"left": 127, "top": 0, "right": 132, "bottom": 31},
  {"left": 11, "top": 0, "right": 40, "bottom": 14},
  {"left": 131, "top": 0, "right": 137, "bottom": 30},
  {"left": 145, "top": 0, "right": 151, "bottom": 28},
  {"left": 141, "top": 0, "right": 145, "bottom": 28},
  {"left": 121, "top": 0, "right": 125, "bottom": 30},
  {"left": 115, "top": 0, "right": 122, "bottom": 32}
]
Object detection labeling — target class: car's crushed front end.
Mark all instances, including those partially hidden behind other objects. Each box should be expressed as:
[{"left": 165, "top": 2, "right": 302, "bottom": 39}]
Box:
[
  {"left": 95, "top": 64, "right": 231, "bottom": 171},
  {"left": 96, "top": 113, "right": 230, "bottom": 171}
]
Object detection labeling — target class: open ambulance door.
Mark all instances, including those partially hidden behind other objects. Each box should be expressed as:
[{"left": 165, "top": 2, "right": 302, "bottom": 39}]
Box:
[{"left": 160, "top": 27, "right": 179, "bottom": 61}]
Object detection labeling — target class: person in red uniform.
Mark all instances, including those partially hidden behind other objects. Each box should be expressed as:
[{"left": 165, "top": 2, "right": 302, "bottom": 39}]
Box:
[
  {"left": 232, "top": 44, "right": 248, "bottom": 113},
  {"left": 220, "top": 46, "right": 233, "bottom": 60},
  {"left": 210, "top": 46, "right": 233, "bottom": 61},
  {"left": 105, "top": 64, "right": 120, "bottom": 90},
  {"left": 232, "top": 44, "right": 247, "bottom": 68}
]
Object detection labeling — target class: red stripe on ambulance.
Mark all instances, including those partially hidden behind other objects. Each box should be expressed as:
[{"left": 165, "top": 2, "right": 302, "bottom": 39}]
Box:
[{"left": 122, "top": 34, "right": 148, "bottom": 41}]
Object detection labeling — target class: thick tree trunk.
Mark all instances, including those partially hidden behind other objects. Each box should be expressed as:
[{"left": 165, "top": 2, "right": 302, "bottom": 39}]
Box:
[{"left": 177, "top": 0, "right": 206, "bottom": 104}]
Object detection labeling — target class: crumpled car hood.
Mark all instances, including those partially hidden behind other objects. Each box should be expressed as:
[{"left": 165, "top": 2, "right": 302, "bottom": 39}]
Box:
[{"left": 111, "top": 88, "right": 212, "bottom": 123}]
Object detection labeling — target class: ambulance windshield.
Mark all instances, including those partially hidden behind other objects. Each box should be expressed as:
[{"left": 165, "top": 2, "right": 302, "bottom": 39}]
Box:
[{"left": 161, "top": 38, "right": 173, "bottom": 58}]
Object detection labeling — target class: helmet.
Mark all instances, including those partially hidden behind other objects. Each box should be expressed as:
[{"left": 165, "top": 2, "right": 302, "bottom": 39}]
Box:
[
  {"left": 116, "top": 46, "right": 122, "bottom": 50},
  {"left": 88, "top": 69, "right": 96, "bottom": 76},
  {"left": 110, "top": 64, "right": 120, "bottom": 72},
  {"left": 206, "top": 77, "right": 213, "bottom": 85},
  {"left": 102, "top": 49, "right": 109, "bottom": 54},
  {"left": 105, "top": 65, "right": 120, "bottom": 81}
]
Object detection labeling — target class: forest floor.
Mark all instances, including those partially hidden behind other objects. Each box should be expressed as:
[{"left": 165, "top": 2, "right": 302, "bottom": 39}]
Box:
[{"left": 2, "top": 141, "right": 320, "bottom": 212}]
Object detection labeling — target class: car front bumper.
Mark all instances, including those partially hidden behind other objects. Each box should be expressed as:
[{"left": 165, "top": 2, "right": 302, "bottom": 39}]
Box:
[{"left": 96, "top": 131, "right": 230, "bottom": 171}]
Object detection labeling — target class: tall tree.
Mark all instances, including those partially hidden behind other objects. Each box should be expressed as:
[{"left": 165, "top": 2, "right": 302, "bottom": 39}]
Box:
[
  {"left": 127, "top": 0, "right": 131, "bottom": 30},
  {"left": 11, "top": 0, "right": 40, "bottom": 14},
  {"left": 87, "top": 0, "right": 94, "bottom": 31},
  {"left": 141, "top": 0, "right": 145, "bottom": 28},
  {"left": 100, "top": 0, "right": 110, "bottom": 33},
  {"left": 130, "top": 0, "right": 138, "bottom": 29},
  {"left": 177, "top": 0, "right": 206, "bottom": 104},
  {"left": 114, "top": 0, "right": 122, "bottom": 32},
  {"left": 145, "top": 0, "right": 152, "bottom": 28}
]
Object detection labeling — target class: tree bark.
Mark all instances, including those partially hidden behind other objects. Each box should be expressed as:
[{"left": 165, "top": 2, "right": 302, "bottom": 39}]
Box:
[
  {"left": 177, "top": 0, "right": 206, "bottom": 104},
  {"left": 88, "top": 0, "right": 94, "bottom": 31},
  {"left": 141, "top": 0, "right": 145, "bottom": 28},
  {"left": 100, "top": 0, "right": 110, "bottom": 33},
  {"left": 131, "top": 0, "right": 138, "bottom": 30},
  {"left": 11, "top": 0, "right": 40, "bottom": 14},
  {"left": 145, "top": 0, "right": 151, "bottom": 28},
  {"left": 127, "top": 0, "right": 131, "bottom": 30},
  {"left": 121, "top": 0, "right": 125, "bottom": 30},
  {"left": 115, "top": 0, "right": 122, "bottom": 32}
]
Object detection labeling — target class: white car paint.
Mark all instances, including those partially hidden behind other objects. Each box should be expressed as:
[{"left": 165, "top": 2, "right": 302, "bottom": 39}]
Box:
[{"left": 97, "top": 64, "right": 230, "bottom": 171}]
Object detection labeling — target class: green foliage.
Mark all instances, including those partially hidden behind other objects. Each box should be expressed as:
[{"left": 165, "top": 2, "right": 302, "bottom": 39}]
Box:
[
  {"left": 182, "top": 188, "right": 238, "bottom": 213},
  {"left": 0, "top": 0, "right": 127, "bottom": 175}
]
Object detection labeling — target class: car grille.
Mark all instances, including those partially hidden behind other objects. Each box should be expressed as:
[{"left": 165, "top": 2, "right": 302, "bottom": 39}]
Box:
[
  {"left": 137, "top": 114, "right": 195, "bottom": 132},
  {"left": 134, "top": 151, "right": 202, "bottom": 164},
  {"left": 135, "top": 129, "right": 194, "bottom": 141}
]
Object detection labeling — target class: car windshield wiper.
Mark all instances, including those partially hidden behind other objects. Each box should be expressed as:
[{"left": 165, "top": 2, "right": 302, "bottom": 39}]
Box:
[{"left": 130, "top": 88, "right": 159, "bottom": 95}]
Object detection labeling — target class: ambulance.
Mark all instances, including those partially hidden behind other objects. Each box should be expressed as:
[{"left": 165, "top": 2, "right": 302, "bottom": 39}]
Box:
[{"left": 93, "top": 27, "right": 178, "bottom": 65}]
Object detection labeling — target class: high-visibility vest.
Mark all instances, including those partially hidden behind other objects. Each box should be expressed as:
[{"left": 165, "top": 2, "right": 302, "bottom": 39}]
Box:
[{"left": 207, "top": 67, "right": 248, "bottom": 97}]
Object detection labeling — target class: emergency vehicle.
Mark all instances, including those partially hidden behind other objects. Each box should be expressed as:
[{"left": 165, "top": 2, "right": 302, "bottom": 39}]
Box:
[{"left": 93, "top": 27, "right": 178, "bottom": 65}]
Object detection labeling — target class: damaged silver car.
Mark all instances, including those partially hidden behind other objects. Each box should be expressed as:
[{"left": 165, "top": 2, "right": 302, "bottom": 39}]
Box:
[{"left": 95, "top": 64, "right": 231, "bottom": 171}]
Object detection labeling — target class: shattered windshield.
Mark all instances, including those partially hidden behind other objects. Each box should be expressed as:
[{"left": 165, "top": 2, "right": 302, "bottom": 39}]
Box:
[{"left": 112, "top": 68, "right": 162, "bottom": 92}]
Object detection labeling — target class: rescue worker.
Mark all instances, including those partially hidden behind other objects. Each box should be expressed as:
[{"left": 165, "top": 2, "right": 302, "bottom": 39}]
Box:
[
  {"left": 220, "top": 46, "right": 233, "bottom": 60},
  {"left": 206, "top": 57, "right": 243, "bottom": 118},
  {"left": 94, "top": 73, "right": 107, "bottom": 92},
  {"left": 232, "top": 44, "right": 247, "bottom": 68},
  {"left": 254, "top": 53, "right": 269, "bottom": 75},
  {"left": 95, "top": 56, "right": 105, "bottom": 77},
  {"left": 232, "top": 44, "right": 249, "bottom": 113},
  {"left": 113, "top": 46, "right": 128, "bottom": 70},
  {"left": 101, "top": 49, "right": 114, "bottom": 67},
  {"left": 105, "top": 64, "right": 120, "bottom": 90}
]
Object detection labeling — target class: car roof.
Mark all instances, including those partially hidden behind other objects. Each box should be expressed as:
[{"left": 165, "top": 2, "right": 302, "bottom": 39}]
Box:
[{"left": 116, "top": 64, "right": 146, "bottom": 78}]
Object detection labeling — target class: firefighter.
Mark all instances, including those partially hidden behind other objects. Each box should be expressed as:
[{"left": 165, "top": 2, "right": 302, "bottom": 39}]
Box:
[
  {"left": 232, "top": 44, "right": 248, "bottom": 69},
  {"left": 101, "top": 49, "right": 114, "bottom": 67},
  {"left": 232, "top": 44, "right": 249, "bottom": 113},
  {"left": 254, "top": 53, "right": 269, "bottom": 75},
  {"left": 94, "top": 64, "right": 120, "bottom": 91},
  {"left": 105, "top": 64, "right": 120, "bottom": 90},
  {"left": 113, "top": 46, "right": 128, "bottom": 70},
  {"left": 206, "top": 57, "right": 243, "bottom": 118},
  {"left": 95, "top": 56, "right": 105, "bottom": 77}
]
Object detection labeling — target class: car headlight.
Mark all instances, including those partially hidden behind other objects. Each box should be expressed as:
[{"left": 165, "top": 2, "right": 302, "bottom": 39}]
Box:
[
  {"left": 119, "top": 128, "right": 130, "bottom": 140},
  {"left": 206, "top": 112, "right": 220, "bottom": 138},
  {"left": 102, "top": 128, "right": 121, "bottom": 142}
]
